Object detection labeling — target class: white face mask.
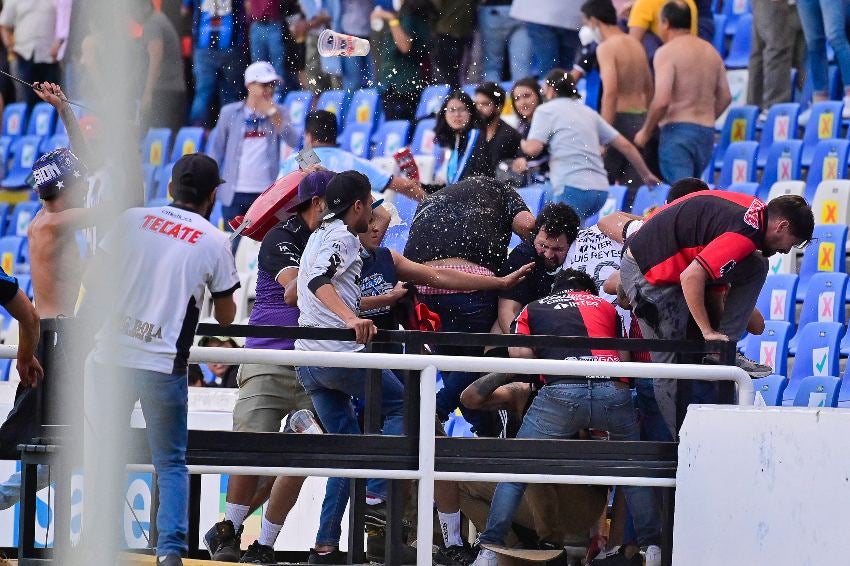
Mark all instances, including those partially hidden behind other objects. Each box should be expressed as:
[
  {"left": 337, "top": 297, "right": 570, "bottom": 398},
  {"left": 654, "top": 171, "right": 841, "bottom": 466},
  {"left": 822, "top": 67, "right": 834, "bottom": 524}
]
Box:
[{"left": 578, "top": 25, "right": 602, "bottom": 46}]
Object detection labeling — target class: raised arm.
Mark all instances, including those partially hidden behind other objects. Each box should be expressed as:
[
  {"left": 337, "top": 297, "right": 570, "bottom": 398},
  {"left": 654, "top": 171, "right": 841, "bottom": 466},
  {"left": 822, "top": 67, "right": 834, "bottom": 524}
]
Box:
[{"left": 33, "top": 82, "right": 92, "bottom": 165}]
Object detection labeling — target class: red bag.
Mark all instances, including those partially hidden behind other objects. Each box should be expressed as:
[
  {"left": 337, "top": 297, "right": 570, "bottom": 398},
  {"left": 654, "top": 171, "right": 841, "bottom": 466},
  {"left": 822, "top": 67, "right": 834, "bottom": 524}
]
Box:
[{"left": 228, "top": 170, "right": 307, "bottom": 241}]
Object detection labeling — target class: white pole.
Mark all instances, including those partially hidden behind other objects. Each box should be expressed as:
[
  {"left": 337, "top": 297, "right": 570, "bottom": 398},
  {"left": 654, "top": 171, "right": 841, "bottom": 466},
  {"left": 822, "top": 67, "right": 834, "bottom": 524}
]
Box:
[
  {"left": 417, "top": 365, "right": 437, "bottom": 566},
  {"left": 433, "top": 472, "right": 676, "bottom": 488},
  {"left": 125, "top": 464, "right": 421, "bottom": 480}
]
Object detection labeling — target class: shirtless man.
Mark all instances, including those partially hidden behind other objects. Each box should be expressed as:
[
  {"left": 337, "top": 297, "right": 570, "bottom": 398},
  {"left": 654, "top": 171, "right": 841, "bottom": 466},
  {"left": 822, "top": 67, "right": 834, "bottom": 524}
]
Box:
[
  {"left": 581, "top": 0, "right": 656, "bottom": 190},
  {"left": 633, "top": 0, "right": 731, "bottom": 184}
]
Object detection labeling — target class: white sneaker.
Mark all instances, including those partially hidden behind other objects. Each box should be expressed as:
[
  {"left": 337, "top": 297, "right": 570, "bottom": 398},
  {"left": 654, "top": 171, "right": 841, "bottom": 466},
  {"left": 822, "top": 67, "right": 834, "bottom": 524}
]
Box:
[
  {"left": 642, "top": 544, "right": 662, "bottom": 566},
  {"left": 472, "top": 548, "right": 499, "bottom": 566}
]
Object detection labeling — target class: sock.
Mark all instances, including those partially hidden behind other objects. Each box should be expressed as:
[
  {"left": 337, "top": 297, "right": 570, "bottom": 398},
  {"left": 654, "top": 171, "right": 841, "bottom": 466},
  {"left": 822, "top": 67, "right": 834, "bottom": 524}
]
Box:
[
  {"left": 438, "top": 510, "right": 463, "bottom": 547},
  {"left": 258, "top": 516, "right": 283, "bottom": 547},
  {"left": 224, "top": 502, "right": 250, "bottom": 532},
  {"left": 366, "top": 496, "right": 383, "bottom": 506}
]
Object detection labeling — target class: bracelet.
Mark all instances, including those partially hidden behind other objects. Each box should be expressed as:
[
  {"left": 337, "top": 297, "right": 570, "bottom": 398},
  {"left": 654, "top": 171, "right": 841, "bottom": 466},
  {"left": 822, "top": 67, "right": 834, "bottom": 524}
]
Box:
[{"left": 389, "top": 18, "right": 400, "bottom": 27}]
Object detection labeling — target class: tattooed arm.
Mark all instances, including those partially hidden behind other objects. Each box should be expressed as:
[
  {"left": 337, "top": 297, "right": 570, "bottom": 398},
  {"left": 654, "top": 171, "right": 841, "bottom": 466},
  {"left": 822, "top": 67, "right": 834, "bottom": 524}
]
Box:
[{"left": 461, "top": 372, "right": 530, "bottom": 413}]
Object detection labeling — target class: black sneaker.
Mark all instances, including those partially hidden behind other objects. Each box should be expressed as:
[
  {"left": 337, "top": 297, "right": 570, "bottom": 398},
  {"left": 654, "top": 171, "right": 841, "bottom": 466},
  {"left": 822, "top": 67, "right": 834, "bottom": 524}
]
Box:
[
  {"left": 203, "top": 519, "right": 243, "bottom": 562},
  {"left": 240, "top": 540, "right": 275, "bottom": 564},
  {"left": 434, "top": 542, "right": 476, "bottom": 566},
  {"left": 364, "top": 501, "right": 414, "bottom": 534},
  {"left": 156, "top": 556, "right": 183, "bottom": 566},
  {"left": 366, "top": 529, "right": 419, "bottom": 564},
  {"left": 308, "top": 547, "right": 347, "bottom": 564},
  {"left": 591, "top": 546, "right": 642, "bottom": 566}
]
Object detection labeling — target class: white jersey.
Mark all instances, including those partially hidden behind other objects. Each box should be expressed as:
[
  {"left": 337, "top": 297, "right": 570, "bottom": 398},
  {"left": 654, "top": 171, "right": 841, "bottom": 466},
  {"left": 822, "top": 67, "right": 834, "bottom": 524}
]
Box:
[
  {"left": 296, "top": 218, "right": 363, "bottom": 353},
  {"left": 93, "top": 204, "right": 239, "bottom": 374}
]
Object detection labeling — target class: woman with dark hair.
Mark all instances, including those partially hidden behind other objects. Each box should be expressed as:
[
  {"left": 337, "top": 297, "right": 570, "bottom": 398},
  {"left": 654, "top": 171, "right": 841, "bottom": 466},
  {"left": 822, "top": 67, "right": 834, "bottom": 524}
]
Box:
[
  {"left": 433, "top": 89, "right": 501, "bottom": 183},
  {"left": 510, "top": 76, "right": 548, "bottom": 179},
  {"left": 522, "top": 68, "right": 659, "bottom": 222}
]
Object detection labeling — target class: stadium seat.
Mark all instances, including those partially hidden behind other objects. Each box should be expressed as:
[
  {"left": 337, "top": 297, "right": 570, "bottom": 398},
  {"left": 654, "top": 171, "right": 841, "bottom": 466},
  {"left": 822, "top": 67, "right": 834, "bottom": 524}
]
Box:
[
  {"left": 788, "top": 272, "right": 848, "bottom": 354},
  {"left": 235, "top": 236, "right": 261, "bottom": 276},
  {"left": 630, "top": 184, "right": 670, "bottom": 216},
  {"left": 805, "top": 139, "right": 849, "bottom": 201},
  {"left": 1, "top": 136, "right": 42, "bottom": 188},
  {"left": 756, "top": 274, "right": 798, "bottom": 328},
  {"left": 346, "top": 88, "right": 381, "bottom": 132},
  {"left": 796, "top": 224, "right": 848, "bottom": 301},
  {"left": 416, "top": 84, "right": 451, "bottom": 120},
  {"left": 209, "top": 201, "right": 224, "bottom": 231},
  {"left": 766, "top": 248, "right": 794, "bottom": 277},
  {"left": 9, "top": 202, "right": 40, "bottom": 239},
  {"left": 723, "top": 14, "right": 753, "bottom": 69},
  {"left": 26, "top": 102, "right": 57, "bottom": 138},
  {"left": 599, "top": 185, "right": 628, "bottom": 216},
  {"left": 0, "top": 202, "right": 10, "bottom": 236},
  {"left": 143, "top": 163, "right": 159, "bottom": 203},
  {"left": 752, "top": 374, "right": 789, "bottom": 406},
  {"left": 785, "top": 321, "right": 843, "bottom": 401},
  {"left": 0, "top": 136, "right": 11, "bottom": 179},
  {"left": 712, "top": 14, "right": 727, "bottom": 55},
  {"left": 411, "top": 118, "right": 437, "bottom": 156},
  {"left": 316, "top": 89, "right": 347, "bottom": 125},
  {"left": 715, "top": 106, "right": 759, "bottom": 169},
  {"left": 0, "top": 235, "right": 25, "bottom": 275},
  {"left": 371, "top": 120, "right": 411, "bottom": 158},
  {"left": 0, "top": 358, "right": 11, "bottom": 381},
  {"left": 811, "top": 179, "right": 850, "bottom": 226},
  {"left": 508, "top": 186, "right": 548, "bottom": 248},
  {"left": 792, "top": 376, "right": 841, "bottom": 407},
  {"left": 53, "top": 106, "right": 81, "bottom": 137},
  {"left": 155, "top": 163, "right": 175, "bottom": 200},
  {"left": 723, "top": 0, "right": 752, "bottom": 35},
  {"left": 142, "top": 128, "right": 172, "bottom": 168},
  {"left": 765, "top": 180, "right": 805, "bottom": 203},
  {"left": 15, "top": 274, "right": 31, "bottom": 299},
  {"left": 41, "top": 133, "right": 69, "bottom": 154},
  {"left": 1, "top": 103, "right": 28, "bottom": 139},
  {"left": 726, "top": 182, "right": 759, "bottom": 196},
  {"left": 742, "top": 321, "right": 792, "bottom": 378},
  {"left": 381, "top": 223, "right": 409, "bottom": 253},
  {"left": 282, "top": 90, "right": 314, "bottom": 132},
  {"left": 757, "top": 103, "right": 800, "bottom": 168},
  {"left": 170, "top": 127, "right": 205, "bottom": 163},
  {"left": 337, "top": 123, "right": 372, "bottom": 159},
  {"left": 392, "top": 194, "right": 419, "bottom": 226},
  {"left": 797, "top": 66, "right": 842, "bottom": 109},
  {"left": 801, "top": 101, "right": 843, "bottom": 167},
  {"left": 718, "top": 141, "right": 759, "bottom": 187},
  {"left": 758, "top": 139, "right": 803, "bottom": 200}
]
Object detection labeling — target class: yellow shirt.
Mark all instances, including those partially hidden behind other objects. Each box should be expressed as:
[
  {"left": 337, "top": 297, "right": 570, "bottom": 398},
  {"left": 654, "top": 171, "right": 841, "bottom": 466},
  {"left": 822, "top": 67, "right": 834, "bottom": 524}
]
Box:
[{"left": 628, "top": 0, "right": 699, "bottom": 37}]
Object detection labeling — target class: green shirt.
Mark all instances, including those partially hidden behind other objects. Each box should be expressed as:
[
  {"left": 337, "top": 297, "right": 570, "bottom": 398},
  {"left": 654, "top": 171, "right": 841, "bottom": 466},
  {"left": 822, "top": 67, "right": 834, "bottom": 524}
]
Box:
[
  {"left": 434, "top": 0, "right": 476, "bottom": 38},
  {"left": 378, "top": 13, "right": 431, "bottom": 96}
]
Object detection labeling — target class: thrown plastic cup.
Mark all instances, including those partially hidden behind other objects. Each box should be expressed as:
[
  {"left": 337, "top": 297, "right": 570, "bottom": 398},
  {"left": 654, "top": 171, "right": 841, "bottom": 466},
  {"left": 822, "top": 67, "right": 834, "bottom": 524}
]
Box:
[
  {"left": 317, "top": 29, "right": 370, "bottom": 57},
  {"left": 289, "top": 409, "right": 323, "bottom": 434}
]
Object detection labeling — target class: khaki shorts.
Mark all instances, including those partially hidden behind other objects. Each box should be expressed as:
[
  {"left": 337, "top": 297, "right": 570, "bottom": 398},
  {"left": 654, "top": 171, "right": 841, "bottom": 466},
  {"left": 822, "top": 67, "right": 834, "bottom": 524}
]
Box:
[{"left": 232, "top": 363, "right": 315, "bottom": 433}]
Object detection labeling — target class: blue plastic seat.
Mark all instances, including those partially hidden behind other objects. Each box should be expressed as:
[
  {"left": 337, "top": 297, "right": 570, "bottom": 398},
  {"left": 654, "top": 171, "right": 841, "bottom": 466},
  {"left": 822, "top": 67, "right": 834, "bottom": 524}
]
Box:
[
  {"left": 142, "top": 163, "right": 159, "bottom": 203},
  {"left": 798, "top": 67, "right": 843, "bottom": 110},
  {"left": 381, "top": 223, "right": 409, "bottom": 253},
  {"left": 1, "top": 136, "right": 43, "bottom": 188},
  {"left": 53, "top": 106, "right": 81, "bottom": 137},
  {"left": 16, "top": 273, "right": 31, "bottom": 298},
  {"left": 2, "top": 103, "right": 28, "bottom": 139},
  {"left": 757, "top": 104, "right": 800, "bottom": 168},
  {"left": 26, "top": 102, "right": 57, "bottom": 138},
  {"left": 283, "top": 90, "right": 314, "bottom": 132},
  {"left": 393, "top": 194, "right": 420, "bottom": 227},
  {"left": 508, "top": 186, "right": 548, "bottom": 248},
  {"left": 797, "top": 224, "right": 848, "bottom": 302},
  {"left": 712, "top": 14, "right": 727, "bottom": 55},
  {"left": 8, "top": 202, "right": 41, "bottom": 238},
  {"left": 752, "top": 374, "right": 789, "bottom": 406},
  {"left": 726, "top": 182, "right": 759, "bottom": 196},
  {"left": 371, "top": 120, "right": 411, "bottom": 158},
  {"left": 316, "top": 89, "right": 347, "bottom": 126},
  {"left": 714, "top": 106, "right": 759, "bottom": 170},
  {"left": 723, "top": 0, "right": 752, "bottom": 35},
  {"left": 801, "top": 101, "right": 843, "bottom": 167},
  {"left": 0, "top": 202, "right": 10, "bottom": 236},
  {"left": 40, "top": 133, "right": 69, "bottom": 154},
  {"left": 788, "top": 272, "right": 848, "bottom": 354},
  {"left": 0, "top": 235, "right": 25, "bottom": 275},
  {"left": 785, "top": 321, "right": 843, "bottom": 401},
  {"left": 718, "top": 141, "right": 759, "bottom": 187},
  {"left": 416, "top": 85, "right": 452, "bottom": 120},
  {"left": 599, "top": 185, "right": 628, "bottom": 215},
  {"left": 0, "top": 358, "right": 11, "bottom": 381},
  {"left": 141, "top": 128, "right": 172, "bottom": 168},
  {"left": 630, "top": 184, "right": 670, "bottom": 216},
  {"left": 742, "top": 321, "right": 792, "bottom": 377},
  {"left": 758, "top": 139, "right": 803, "bottom": 199},
  {"left": 209, "top": 201, "right": 224, "bottom": 231},
  {"left": 724, "top": 14, "right": 753, "bottom": 69},
  {"left": 169, "top": 127, "right": 205, "bottom": 163},
  {"left": 155, "top": 163, "right": 175, "bottom": 201},
  {"left": 756, "top": 274, "right": 798, "bottom": 329},
  {"left": 792, "top": 376, "right": 841, "bottom": 407},
  {"left": 411, "top": 118, "right": 437, "bottom": 156},
  {"left": 346, "top": 88, "right": 381, "bottom": 133},
  {"left": 337, "top": 123, "right": 372, "bottom": 159},
  {"left": 147, "top": 197, "right": 171, "bottom": 208},
  {"left": 805, "top": 138, "right": 849, "bottom": 201}
]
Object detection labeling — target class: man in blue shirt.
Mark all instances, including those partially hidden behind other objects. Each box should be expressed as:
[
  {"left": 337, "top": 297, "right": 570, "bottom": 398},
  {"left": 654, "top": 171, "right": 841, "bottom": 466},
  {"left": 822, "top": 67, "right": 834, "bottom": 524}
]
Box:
[{"left": 278, "top": 110, "right": 426, "bottom": 201}]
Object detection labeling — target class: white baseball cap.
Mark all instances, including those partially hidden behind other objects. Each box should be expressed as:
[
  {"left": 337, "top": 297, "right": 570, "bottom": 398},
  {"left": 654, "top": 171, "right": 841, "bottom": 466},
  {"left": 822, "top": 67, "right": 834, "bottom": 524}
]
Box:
[{"left": 244, "top": 61, "right": 281, "bottom": 86}]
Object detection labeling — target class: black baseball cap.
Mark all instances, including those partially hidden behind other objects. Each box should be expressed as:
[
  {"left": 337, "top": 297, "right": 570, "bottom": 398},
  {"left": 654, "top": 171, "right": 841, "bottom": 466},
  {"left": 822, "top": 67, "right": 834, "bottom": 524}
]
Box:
[
  {"left": 322, "top": 170, "right": 381, "bottom": 220},
  {"left": 170, "top": 153, "right": 225, "bottom": 202}
]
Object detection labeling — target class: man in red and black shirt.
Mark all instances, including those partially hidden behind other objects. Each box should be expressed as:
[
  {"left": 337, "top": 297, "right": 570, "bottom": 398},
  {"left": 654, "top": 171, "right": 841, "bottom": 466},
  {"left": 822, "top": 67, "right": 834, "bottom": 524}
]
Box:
[
  {"left": 619, "top": 192, "right": 813, "bottom": 437},
  {"left": 474, "top": 269, "right": 663, "bottom": 564}
]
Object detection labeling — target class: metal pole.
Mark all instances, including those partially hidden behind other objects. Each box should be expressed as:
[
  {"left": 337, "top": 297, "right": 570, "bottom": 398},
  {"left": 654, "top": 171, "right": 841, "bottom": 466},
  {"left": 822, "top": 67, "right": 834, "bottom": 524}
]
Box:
[{"left": 416, "top": 366, "right": 437, "bottom": 566}]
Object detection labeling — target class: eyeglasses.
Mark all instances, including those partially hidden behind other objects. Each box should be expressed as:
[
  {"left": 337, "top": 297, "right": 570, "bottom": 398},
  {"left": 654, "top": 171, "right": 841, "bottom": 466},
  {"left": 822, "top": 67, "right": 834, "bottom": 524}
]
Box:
[{"left": 445, "top": 106, "right": 470, "bottom": 115}]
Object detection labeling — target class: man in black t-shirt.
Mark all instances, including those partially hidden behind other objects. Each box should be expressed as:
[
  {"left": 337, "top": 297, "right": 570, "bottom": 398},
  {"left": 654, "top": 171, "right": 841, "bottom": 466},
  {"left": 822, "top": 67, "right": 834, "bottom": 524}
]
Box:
[
  {"left": 474, "top": 82, "right": 524, "bottom": 177},
  {"left": 498, "top": 202, "right": 581, "bottom": 333}
]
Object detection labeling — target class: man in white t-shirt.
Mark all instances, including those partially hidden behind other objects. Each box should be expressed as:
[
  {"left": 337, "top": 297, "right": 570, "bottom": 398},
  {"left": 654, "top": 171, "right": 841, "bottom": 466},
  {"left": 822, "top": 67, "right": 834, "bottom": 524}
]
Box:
[{"left": 82, "top": 154, "right": 239, "bottom": 566}]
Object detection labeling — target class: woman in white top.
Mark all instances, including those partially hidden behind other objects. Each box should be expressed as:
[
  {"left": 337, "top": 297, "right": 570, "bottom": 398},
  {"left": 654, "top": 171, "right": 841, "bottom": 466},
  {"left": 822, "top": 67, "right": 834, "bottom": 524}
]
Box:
[{"left": 521, "top": 68, "right": 659, "bottom": 221}]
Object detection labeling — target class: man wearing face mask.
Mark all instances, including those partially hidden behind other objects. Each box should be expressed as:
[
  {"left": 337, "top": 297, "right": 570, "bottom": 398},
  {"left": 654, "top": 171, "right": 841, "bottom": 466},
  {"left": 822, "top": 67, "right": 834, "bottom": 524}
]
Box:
[{"left": 497, "top": 202, "right": 581, "bottom": 334}]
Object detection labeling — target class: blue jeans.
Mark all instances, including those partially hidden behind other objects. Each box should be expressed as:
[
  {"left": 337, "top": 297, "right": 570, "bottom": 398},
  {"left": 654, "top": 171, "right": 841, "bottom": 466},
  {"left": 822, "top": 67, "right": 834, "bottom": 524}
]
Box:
[
  {"left": 296, "top": 365, "right": 405, "bottom": 546},
  {"left": 796, "top": 0, "right": 850, "bottom": 96},
  {"left": 419, "top": 291, "right": 497, "bottom": 434},
  {"left": 526, "top": 24, "right": 580, "bottom": 78},
  {"left": 189, "top": 48, "right": 244, "bottom": 127},
  {"left": 341, "top": 47, "right": 374, "bottom": 94},
  {"left": 478, "top": 382, "right": 662, "bottom": 548},
  {"left": 478, "top": 6, "right": 532, "bottom": 82},
  {"left": 249, "top": 21, "right": 286, "bottom": 95},
  {"left": 658, "top": 122, "right": 715, "bottom": 184},
  {"left": 634, "top": 379, "right": 673, "bottom": 443},
  {"left": 551, "top": 186, "right": 608, "bottom": 222}
]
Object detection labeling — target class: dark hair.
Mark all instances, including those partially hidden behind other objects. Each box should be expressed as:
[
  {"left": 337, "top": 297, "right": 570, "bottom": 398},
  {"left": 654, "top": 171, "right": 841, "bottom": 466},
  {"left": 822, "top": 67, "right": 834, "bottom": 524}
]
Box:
[
  {"left": 766, "top": 195, "right": 814, "bottom": 241},
  {"left": 305, "top": 110, "right": 338, "bottom": 144},
  {"left": 581, "top": 0, "right": 617, "bottom": 25},
  {"left": 433, "top": 89, "right": 482, "bottom": 147},
  {"left": 552, "top": 268, "right": 599, "bottom": 295},
  {"left": 536, "top": 202, "right": 581, "bottom": 244},
  {"left": 661, "top": 0, "right": 692, "bottom": 30},
  {"left": 399, "top": 0, "right": 436, "bottom": 19},
  {"left": 475, "top": 82, "right": 507, "bottom": 112},
  {"left": 666, "top": 177, "right": 709, "bottom": 203},
  {"left": 544, "top": 68, "right": 580, "bottom": 99}
]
